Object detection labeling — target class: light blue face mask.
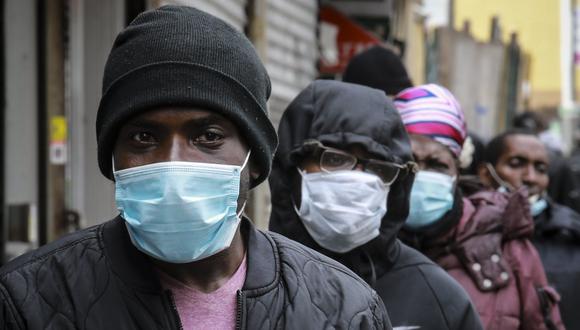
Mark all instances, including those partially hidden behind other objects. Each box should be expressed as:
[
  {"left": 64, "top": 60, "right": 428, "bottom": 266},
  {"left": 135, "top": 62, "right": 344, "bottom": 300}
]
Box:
[
  {"left": 405, "top": 171, "right": 455, "bottom": 230},
  {"left": 113, "top": 152, "right": 250, "bottom": 263},
  {"left": 529, "top": 194, "right": 548, "bottom": 217}
]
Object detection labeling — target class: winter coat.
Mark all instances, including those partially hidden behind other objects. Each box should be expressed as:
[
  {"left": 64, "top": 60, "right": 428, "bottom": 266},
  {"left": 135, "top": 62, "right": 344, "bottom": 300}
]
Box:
[
  {"left": 403, "top": 190, "right": 564, "bottom": 330},
  {"left": 269, "top": 80, "right": 482, "bottom": 330},
  {"left": 547, "top": 148, "right": 580, "bottom": 213},
  {"left": 560, "top": 149, "right": 580, "bottom": 213},
  {"left": 0, "top": 216, "right": 391, "bottom": 330},
  {"left": 533, "top": 198, "right": 580, "bottom": 329}
]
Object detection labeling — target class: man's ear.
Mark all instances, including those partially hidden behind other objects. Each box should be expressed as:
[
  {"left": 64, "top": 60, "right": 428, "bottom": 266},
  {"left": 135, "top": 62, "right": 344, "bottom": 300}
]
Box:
[{"left": 477, "top": 163, "right": 494, "bottom": 188}]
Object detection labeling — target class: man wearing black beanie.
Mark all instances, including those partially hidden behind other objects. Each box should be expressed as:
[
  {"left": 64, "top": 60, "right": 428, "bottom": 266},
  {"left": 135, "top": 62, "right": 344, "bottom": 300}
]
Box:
[
  {"left": 0, "top": 6, "right": 391, "bottom": 329},
  {"left": 343, "top": 45, "right": 413, "bottom": 96}
]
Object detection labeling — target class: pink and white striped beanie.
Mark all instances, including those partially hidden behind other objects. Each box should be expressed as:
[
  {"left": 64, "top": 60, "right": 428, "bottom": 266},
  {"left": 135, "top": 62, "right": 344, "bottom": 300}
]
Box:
[{"left": 393, "top": 84, "right": 467, "bottom": 157}]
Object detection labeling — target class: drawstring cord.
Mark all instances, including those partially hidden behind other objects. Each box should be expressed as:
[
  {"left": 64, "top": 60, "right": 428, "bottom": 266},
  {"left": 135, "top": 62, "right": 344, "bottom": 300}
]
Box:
[{"left": 362, "top": 249, "right": 377, "bottom": 288}]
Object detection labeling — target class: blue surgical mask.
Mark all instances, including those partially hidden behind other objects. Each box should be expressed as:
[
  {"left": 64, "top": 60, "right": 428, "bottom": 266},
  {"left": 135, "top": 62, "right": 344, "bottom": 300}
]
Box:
[
  {"left": 405, "top": 171, "right": 455, "bottom": 230},
  {"left": 529, "top": 194, "right": 548, "bottom": 217},
  {"left": 113, "top": 152, "right": 250, "bottom": 263}
]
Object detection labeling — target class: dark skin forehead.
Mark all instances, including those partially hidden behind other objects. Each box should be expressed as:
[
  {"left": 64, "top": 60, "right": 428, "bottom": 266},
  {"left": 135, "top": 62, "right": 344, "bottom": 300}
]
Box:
[
  {"left": 409, "top": 134, "right": 458, "bottom": 177},
  {"left": 498, "top": 134, "right": 549, "bottom": 165}
]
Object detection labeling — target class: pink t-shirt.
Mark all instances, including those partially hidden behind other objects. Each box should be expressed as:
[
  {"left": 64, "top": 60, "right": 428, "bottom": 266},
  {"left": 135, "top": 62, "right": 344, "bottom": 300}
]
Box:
[{"left": 159, "top": 255, "right": 247, "bottom": 330}]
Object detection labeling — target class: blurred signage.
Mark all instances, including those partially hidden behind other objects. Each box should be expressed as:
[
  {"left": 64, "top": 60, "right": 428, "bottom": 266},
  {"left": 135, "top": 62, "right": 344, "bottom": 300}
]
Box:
[
  {"left": 49, "top": 116, "right": 67, "bottom": 165},
  {"left": 319, "top": 6, "right": 381, "bottom": 74}
]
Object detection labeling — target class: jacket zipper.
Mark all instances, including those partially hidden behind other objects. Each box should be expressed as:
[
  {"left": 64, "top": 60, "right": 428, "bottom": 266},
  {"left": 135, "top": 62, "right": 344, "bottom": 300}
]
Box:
[
  {"left": 165, "top": 290, "right": 184, "bottom": 330},
  {"left": 235, "top": 290, "right": 245, "bottom": 330}
]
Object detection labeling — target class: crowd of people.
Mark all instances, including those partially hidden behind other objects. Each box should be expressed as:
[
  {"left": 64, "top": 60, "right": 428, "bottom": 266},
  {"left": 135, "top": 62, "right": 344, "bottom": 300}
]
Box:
[{"left": 1, "top": 5, "right": 579, "bottom": 330}]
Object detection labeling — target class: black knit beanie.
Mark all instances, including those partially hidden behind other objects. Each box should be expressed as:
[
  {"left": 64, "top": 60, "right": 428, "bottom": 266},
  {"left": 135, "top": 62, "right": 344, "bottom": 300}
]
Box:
[
  {"left": 342, "top": 45, "right": 412, "bottom": 95},
  {"left": 96, "top": 5, "right": 277, "bottom": 187}
]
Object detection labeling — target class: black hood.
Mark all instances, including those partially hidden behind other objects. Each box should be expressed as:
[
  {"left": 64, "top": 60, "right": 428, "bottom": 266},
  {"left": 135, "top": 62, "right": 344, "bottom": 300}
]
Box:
[{"left": 268, "top": 80, "right": 415, "bottom": 283}]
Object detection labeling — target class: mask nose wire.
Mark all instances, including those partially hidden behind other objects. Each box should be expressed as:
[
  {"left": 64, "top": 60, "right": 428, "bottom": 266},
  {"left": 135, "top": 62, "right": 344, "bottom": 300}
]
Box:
[{"left": 112, "top": 151, "right": 252, "bottom": 173}]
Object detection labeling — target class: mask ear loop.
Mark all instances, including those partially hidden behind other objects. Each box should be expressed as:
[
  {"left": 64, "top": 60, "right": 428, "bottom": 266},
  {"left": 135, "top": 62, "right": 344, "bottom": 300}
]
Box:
[
  {"left": 234, "top": 150, "right": 252, "bottom": 220},
  {"left": 291, "top": 167, "right": 306, "bottom": 216},
  {"left": 240, "top": 150, "right": 252, "bottom": 170},
  {"left": 485, "top": 163, "right": 515, "bottom": 192},
  {"left": 236, "top": 150, "right": 253, "bottom": 220},
  {"left": 236, "top": 201, "right": 247, "bottom": 219}
]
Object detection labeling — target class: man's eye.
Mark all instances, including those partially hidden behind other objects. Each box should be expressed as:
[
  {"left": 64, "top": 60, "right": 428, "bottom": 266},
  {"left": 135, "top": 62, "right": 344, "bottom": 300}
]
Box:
[
  {"left": 508, "top": 158, "right": 523, "bottom": 168},
  {"left": 425, "top": 159, "right": 448, "bottom": 172},
  {"left": 321, "top": 152, "right": 354, "bottom": 171},
  {"left": 196, "top": 130, "right": 224, "bottom": 144},
  {"left": 535, "top": 163, "right": 548, "bottom": 174},
  {"left": 131, "top": 132, "right": 156, "bottom": 144},
  {"left": 326, "top": 154, "right": 348, "bottom": 166}
]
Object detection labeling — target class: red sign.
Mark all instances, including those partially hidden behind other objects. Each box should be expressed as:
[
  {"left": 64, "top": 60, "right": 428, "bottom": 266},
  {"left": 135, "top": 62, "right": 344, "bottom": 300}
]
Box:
[{"left": 319, "top": 5, "right": 381, "bottom": 74}]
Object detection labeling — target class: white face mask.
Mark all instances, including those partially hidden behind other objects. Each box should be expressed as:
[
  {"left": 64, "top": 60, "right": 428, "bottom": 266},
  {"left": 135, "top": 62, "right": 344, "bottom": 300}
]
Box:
[{"left": 295, "top": 169, "right": 389, "bottom": 253}]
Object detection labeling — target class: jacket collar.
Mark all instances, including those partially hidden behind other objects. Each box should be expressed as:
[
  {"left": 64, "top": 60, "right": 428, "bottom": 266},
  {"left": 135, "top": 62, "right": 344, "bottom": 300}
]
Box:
[
  {"left": 101, "top": 216, "right": 279, "bottom": 293},
  {"left": 534, "top": 197, "right": 580, "bottom": 239},
  {"left": 240, "top": 216, "right": 279, "bottom": 293}
]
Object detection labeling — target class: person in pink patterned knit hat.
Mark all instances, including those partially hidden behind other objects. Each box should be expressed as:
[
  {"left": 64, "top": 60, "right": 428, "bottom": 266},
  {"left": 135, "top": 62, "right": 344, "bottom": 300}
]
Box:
[{"left": 394, "top": 84, "right": 564, "bottom": 330}]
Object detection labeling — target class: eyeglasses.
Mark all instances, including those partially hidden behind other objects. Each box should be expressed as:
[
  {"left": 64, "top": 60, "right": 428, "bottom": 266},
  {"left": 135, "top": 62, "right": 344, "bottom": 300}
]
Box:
[{"left": 302, "top": 140, "right": 418, "bottom": 185}]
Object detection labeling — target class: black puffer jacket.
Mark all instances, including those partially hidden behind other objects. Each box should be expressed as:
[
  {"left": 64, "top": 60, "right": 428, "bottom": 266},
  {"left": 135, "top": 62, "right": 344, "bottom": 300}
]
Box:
[
  {"left": 269, "top": 80, "right": 482, "bottom": 330},
  {"left": 0, "top": 217, "right": 390, "bottom": 329},
  {"left": 533, "top": 198, "right": 580, "bottom": 330}
]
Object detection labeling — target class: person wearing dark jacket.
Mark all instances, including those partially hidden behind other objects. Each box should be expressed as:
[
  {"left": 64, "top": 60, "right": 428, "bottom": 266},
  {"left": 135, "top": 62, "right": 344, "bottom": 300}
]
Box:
[
  {"left": 480, "top": 130, "right": 580, "bottom": 329},
  {"left": 565, "top": 143, "right": 580, "bottom": 213},
  {"left": 342, "top": 45, "right": 413, "bottom": 96},
  {"left": 394, "top": 85, "right": 564, "bottom": 330},
  {"left": 0, "top": 6, "right": 390, "bottom": 330},
  {"left": 269, "top": 79, "right": 482, "bottom": 330}
]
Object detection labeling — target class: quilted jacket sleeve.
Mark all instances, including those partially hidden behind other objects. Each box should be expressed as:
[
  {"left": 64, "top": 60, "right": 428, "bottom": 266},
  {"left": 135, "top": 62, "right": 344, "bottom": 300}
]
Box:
[
  {"left": 370, "top": 291, "right": 392, "bottom": 330},
  {"left": 0, "top": 282, "right": 22, "bottom": 330},
  {"left": 345, "top": 290, "right": 392, "bottom": 329}
]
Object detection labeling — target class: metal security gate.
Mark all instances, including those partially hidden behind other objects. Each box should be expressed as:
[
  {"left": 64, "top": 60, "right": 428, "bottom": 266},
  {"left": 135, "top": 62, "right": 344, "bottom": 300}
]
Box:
[
  {"left": 264, "top": 0, "right": 318, "bottom": 128},
  {"left": 0, "top": 0, "right": 5, "bottom": 263},
  {"left": 150, "top": 0, "right": 318, "bottom": 135}
]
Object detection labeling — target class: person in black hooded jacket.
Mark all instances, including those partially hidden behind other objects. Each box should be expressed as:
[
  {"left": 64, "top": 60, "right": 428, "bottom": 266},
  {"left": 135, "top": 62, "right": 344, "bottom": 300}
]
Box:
[{"left": 269, "top": 79, "right": 483, "bottom": 330}]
